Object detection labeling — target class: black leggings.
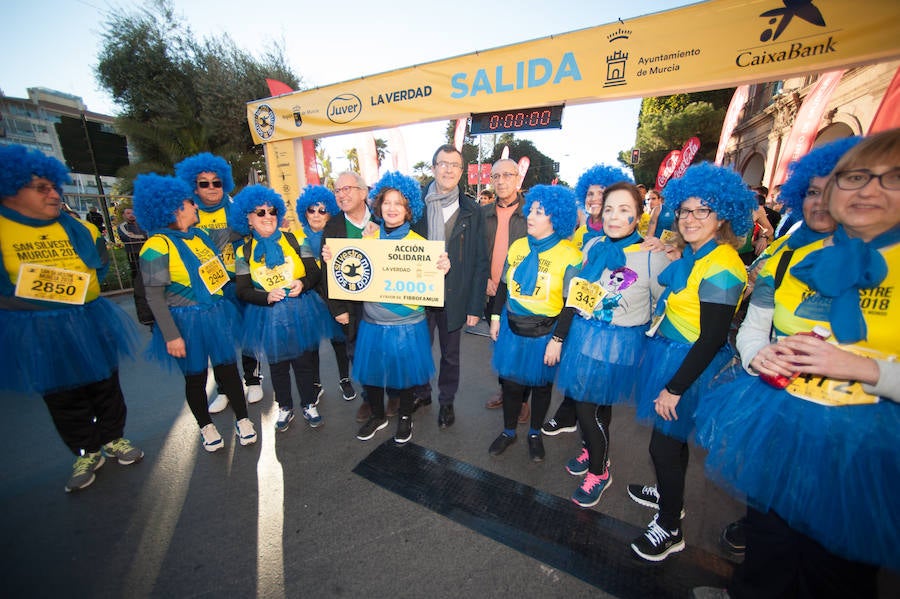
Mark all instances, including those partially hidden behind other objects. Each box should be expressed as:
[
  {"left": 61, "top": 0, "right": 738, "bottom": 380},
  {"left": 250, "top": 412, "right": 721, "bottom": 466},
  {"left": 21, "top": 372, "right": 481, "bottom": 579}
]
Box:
[
  {"left": 311, "top": 339, "right": 351, "bottom": 383},
  {"left": 501, "top": 380, "right": 551, "bottom": 431},
  {"left": 185, "top": 363, "right": 247, "bottom": 428},
  {"left": 574, "top": 400, "right": 612, "bottom": 475},
  {"left": 270, "top": 350, "right": 316, "bottom": 409},
  {"left": 649, "top": 429, "right": 689, "bottom": 531},
  {"left": 365, "top": 385, "right": 414, "bottom": 419},
  {"left": 43, "top": 371, "right": 127, "bottom": 455}
]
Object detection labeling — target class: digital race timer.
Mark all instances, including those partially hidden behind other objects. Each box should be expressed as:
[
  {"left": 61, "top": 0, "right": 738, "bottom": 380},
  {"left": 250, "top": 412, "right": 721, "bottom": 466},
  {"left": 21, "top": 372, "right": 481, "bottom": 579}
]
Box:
[{"left": 469, "top": 105, "right": 564, "bottom": 134}]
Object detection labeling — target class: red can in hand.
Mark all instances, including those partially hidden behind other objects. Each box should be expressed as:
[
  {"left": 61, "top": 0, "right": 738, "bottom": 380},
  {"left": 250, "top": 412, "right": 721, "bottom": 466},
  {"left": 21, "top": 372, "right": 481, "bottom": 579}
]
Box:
[{"left": 759, "top": 325, "right": 831, "bottom": 389}]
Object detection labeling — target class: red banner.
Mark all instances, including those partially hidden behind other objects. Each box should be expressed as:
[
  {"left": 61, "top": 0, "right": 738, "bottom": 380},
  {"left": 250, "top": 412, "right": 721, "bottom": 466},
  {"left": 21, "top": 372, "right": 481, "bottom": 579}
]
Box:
[
  {"left": 655, "top": 150, "right": 681, "bottom": 191},
  {"left": 771, "top": 70, "right": 845, "bottom": 186},
  {"left": 467, "top": 163, "right": 491, "bottom": 185},
  {"left": 672, "top": 137, "right": 701, "bottom": 180},
  {"left": 868, "top": 65, "right": 900, "bottom": 134},
  {"left": 716, "top": 85, "right": 749, "bottom": 165},
  {"left": 516, "top": 157, "right": 531, "bottom": 190}
]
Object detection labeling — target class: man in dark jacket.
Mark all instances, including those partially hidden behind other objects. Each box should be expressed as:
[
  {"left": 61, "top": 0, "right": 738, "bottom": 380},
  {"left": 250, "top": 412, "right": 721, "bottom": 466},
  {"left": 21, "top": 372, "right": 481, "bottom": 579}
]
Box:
[
  {"left": 322, "top": 170, "right": 373, "bottom": 422},
  {"left": 412, "top": 145, "right": 489, "bottom": 428},
  {"left": 482, "top": 159, "right": 529, "bottom": 418}
]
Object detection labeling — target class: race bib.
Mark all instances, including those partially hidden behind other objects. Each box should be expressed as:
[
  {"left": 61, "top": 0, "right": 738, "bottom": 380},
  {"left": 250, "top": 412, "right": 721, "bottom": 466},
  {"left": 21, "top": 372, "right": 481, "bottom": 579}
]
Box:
[
  {"left": 785, "top": 346, "right": 887, "bottom": 406},
  {"left": 15, "top": 263, "right": 90, "bottom": 305},
  {"left": 198, "top": 257, "right": 229, "bottom": 294},
  {"left": 253, "top": 257, "right": 294, "bottom": 292},
  {"left": 565, "top": 277, "right": 606, "bottom": 316},
  {"left": 660, "top": 229, "right": 679, "bottom": 244},
  {"left": 220, "top": 244, "right": 236, "bottom": 271}
]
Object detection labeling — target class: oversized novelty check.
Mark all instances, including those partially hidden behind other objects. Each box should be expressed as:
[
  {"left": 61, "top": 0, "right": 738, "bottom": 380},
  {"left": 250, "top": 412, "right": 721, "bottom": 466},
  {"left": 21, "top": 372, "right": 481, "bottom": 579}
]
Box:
[{"left": 326, "top": 238, "right": 445, "bottom": 307}]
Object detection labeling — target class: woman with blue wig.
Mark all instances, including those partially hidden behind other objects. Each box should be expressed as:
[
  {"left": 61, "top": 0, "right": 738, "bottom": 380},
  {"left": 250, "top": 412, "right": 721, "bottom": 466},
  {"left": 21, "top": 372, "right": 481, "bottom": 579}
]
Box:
[
  {"left": 571, "top": 164, "right": 633, "bottom": 250},
  {"left": 0, "top": 145, "right": 143, "bottom": 492},
  {"left": 694, "top": 129, "right": 900, "bottom": 597},
  {"left": 228, "top": 185, "right": 329, "bottom": 432},
  {"left": 714, "top": 136, "right": 862, "bottom": 555},
  {"left": 333, "top": 172, "right": 450, "bottom": 444},
  {"left": 295, "top": 184, "right": 357, "bottom": 404},
  {"left": 488, "top": 185, "right": 582, "bottom": 462},
  {"left": 626, "top": 163, "right": 754, "bottom": 562},
  {"left": 134, "top": 173, "right": 256, "bottom": 452},
  {"left": 555, "top": 182, "right": 670, "bottom": 508}
]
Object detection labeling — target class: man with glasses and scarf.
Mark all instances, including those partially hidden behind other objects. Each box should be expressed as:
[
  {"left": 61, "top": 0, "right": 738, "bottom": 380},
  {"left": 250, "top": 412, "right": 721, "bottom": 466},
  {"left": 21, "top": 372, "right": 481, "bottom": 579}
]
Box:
[
  {"left": 411, "top": 144, "right": 488, "bottom": 428},
  {"left": 175, "top": 153, "right": 262, "bottom": 412}
]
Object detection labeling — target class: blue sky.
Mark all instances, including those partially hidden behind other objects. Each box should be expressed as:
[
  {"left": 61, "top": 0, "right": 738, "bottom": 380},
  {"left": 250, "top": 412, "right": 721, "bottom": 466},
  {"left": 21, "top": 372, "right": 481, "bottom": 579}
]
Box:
[{"left": 1, "top": 0, "right": 697, "bottom": 184}]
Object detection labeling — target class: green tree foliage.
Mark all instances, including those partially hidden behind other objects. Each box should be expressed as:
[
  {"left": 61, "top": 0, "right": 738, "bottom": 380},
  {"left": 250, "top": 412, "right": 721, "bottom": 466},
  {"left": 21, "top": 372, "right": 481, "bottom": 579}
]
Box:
[
  {"left": 411, "top": 161, "right": 432, "bottom": 185},
  {"left": 95, "top": 0, "right": 301, "bottom": 188},
  {"left": 622, "top": 89, "right": 734, "bottom": 187},
  {"left": 488, "top": 135, "right": 560, "bottom": 190}
]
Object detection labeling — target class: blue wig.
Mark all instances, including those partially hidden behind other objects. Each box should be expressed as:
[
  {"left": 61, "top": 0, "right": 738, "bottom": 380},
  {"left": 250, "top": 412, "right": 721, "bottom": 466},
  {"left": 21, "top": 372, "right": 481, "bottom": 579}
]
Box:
[
  {"left": 663, "top": 163, "right": 756, "bottom": 237},
  {"left": 524, "top": 185, "right": 579, "bottom": 239},
  {"left": 174, "top": 152, "right": 235, "bottom": 199},
  {"left": 228, "top": 185, "right": 286, "bottom": 236},
  {"left": 0, "top": 144, "right": 71, "bottom": 198},
  {"left": 369, "top": 171, "right": 424, "bottom": 224},
  {"left": 296, "top": 185, "right": 339, "bottom": 227},
  {"left": 779, "top": 137, "right": 862, "bottom": 214},
  {"left": 132, "top": 174, "right": 194, "bottom": 231},
  {"left": 574, "top": 164, "right": 633, "bottom": 203}
]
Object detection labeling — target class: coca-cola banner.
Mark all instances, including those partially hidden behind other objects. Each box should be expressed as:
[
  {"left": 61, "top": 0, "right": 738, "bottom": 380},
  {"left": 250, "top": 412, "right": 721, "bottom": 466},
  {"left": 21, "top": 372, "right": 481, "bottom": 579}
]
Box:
[
  {"left": 716, "top": 86, "right": 749, "bottom": 165},
  {"left": 655, "top": 150, "right": 681, "bottom": 191},
  {"left": 672, "top": 137, "right": 701, "bottom": 180}
]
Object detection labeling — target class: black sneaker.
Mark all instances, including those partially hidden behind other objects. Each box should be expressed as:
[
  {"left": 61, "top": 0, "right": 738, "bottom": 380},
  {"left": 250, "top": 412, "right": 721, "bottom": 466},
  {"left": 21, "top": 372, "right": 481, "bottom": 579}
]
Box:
[
  {"left": 356, "top": 416, "right": 389, "bottom": 441},
  {"left": 339, "top": 378, "right": 357, "bottom": 401},
  {"left": 488, "top": 432, "right": 516, "bottom": 456},
  {"left": 721, "top": 518, "right": 747, "bottom": 554},
  {"left": 541, "top": 418, "right": 577, "bottom": 436},
  {"left": 438, "top": 404, "right": 455, "bottom": 428},
  {"left": 628, "top": 484, "right": 661, "bottom": 509},
  {"left": 631, "top": 515, "right": 685, "bottom": 562},
  {"left": 395, "top": 415, "right": 413, "bottom": 444},
  {"left": 627, "top": 484, "right": 687, "bottom": 518},
  {"left": 412, "top": 394, "right": 432, "bottom": 412},
  {"left": 527, "top": 433, "right": 545, "bottom": 462}
]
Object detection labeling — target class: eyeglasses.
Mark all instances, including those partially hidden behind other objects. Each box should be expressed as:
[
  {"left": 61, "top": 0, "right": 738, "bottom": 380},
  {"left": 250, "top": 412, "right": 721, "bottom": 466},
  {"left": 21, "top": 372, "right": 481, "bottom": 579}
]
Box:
[
  {"left": 306, "top": 207, "right": 329, "bottom": 215},
  {"left": 24, "top": 182, "right": 60, "bottom": 195},
  {"left": 434, "top": 161, "right": 462, "bottom": 171},
  {"left": 834, "top": 168, "right": 900, "bottom": 191},
  {"left": 253, "top": 208, "right": 278, "bottom": 217},
  {"left": 674, "top": 207, "right": 714, "bottom": 220},
  {"left": 490, "top": 172, "right": 518, "bottom": 182},
  {"left": 197, "top": 180, "right": 223, "bottom": 189},
  {"left": 334, "top": 185, "right": 363, "bottom": 195}
]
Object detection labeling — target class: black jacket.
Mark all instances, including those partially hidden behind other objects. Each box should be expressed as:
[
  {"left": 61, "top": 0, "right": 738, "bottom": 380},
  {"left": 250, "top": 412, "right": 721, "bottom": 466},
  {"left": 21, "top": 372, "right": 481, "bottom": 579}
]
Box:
[{"left": 413, "top": 188, "right": 489, "bottom": 332}]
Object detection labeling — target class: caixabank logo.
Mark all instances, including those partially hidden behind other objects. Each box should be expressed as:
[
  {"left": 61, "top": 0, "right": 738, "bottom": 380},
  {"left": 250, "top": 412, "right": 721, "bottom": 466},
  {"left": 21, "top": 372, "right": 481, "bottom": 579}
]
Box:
[{"left": 736, "top": 0, "right": 833, "bottom": 67}]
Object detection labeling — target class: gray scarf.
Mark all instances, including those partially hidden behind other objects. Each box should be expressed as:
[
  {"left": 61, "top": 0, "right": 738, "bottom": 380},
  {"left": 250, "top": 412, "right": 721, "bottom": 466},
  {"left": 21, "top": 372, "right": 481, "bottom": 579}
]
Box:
[{"left": 424, "top": 181, "right": 459, "bottom": 242}]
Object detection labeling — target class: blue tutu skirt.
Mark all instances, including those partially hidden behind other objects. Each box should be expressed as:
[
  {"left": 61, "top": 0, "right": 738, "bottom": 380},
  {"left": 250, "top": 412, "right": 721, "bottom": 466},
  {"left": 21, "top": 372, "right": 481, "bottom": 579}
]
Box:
[
  {"left": 491, "top": 310, "right": 557, "bottom": 387},
  {"left": 635, "top": 335, "right": 733, "bottom": 441},
  {"left": 241, "top": 292, "right": 331, "bottom": 363},
  {"left": 146, "top": 299, "right": 240, "bottom": 375},
  {"left": 696, "top": 374, "right": 900, "bottom": 570},
  {"left": 352, "top": 318, "right": 434, "bottom": 388},
  {"left": 0, "top": 297, "right": 139, "bottom": 394},
  {"left": 556, "top": 317, "right": 646, "bottom": 405}
]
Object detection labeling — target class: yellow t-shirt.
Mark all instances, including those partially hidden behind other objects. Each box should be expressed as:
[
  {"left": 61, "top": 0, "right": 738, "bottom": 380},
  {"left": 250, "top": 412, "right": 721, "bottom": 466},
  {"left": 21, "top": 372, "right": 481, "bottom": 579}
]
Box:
[{"left": 505, "top": 237, "right": 582, "bottom": 317}]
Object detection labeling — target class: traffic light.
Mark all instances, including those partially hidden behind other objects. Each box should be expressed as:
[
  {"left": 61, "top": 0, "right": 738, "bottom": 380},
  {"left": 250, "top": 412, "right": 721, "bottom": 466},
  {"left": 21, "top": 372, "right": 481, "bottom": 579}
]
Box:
[{"left": 631, "top": 148, "right": 640, "bottom": 165}]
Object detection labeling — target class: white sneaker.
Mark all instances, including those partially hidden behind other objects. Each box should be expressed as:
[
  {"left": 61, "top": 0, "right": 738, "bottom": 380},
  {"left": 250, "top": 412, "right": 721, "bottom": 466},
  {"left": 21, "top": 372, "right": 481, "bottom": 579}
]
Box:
[
  {"left": 246, "top": 384, "right": 264, "bottom": 404},
  {"left": 235, "top": 418, "right": 257, "bottom": 446},
  {"left": 200, "top": 423, "right": 224, "bottom": 452},
  {"left": 208, "top": 394, "right": 229, "bottom": 414}
]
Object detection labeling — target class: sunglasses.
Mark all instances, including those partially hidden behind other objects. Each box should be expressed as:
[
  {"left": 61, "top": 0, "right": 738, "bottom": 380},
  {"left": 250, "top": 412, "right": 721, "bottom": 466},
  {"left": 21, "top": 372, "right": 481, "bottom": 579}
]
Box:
[
  {"left": 253, "top": 208, "right": 278, "bottom": 217},
  {"left": 306, "top": 207, "right": 329, "bottom": 215},
  {"left": 197, "top": 180, "right": 223, "bottom": 189}
]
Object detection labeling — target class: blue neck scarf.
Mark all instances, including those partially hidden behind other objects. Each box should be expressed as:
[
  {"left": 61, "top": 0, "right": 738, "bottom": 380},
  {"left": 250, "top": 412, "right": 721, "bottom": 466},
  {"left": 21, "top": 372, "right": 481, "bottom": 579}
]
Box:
[
  {"left": 195, "top": 195, "right": 229, "bottom": 214},
  {"left": 0, "top": 204, "right": 103, "bottom": 296},
  {"left": 302, "top": 221, "right": 324, "bottom": 256},
  {"left": 582, "top": 218, "right": 604, "bottom": 245},
  {"left": 579, "top": 230, "right": 643, "bottom": 282},
  {"left": 655, "top": 238, "right": 718, "bottom": 315},
  {"left": 251, "top": 229, "right": 285, "bottom": 269},
  {"left": 379, "top": 222, "right": 411, "bottom": 240},
  {"left": 153, "top": 228, "right": 220, "bottom": 305},
  {"left": 791, "top": 225, "right": 900, "bottom": 343},
  {"left": 786, "top": 222, "right": 830, "bottom": 250},
  {"left": 513, "top": 233, "right": 561, "bottom": 296}
]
